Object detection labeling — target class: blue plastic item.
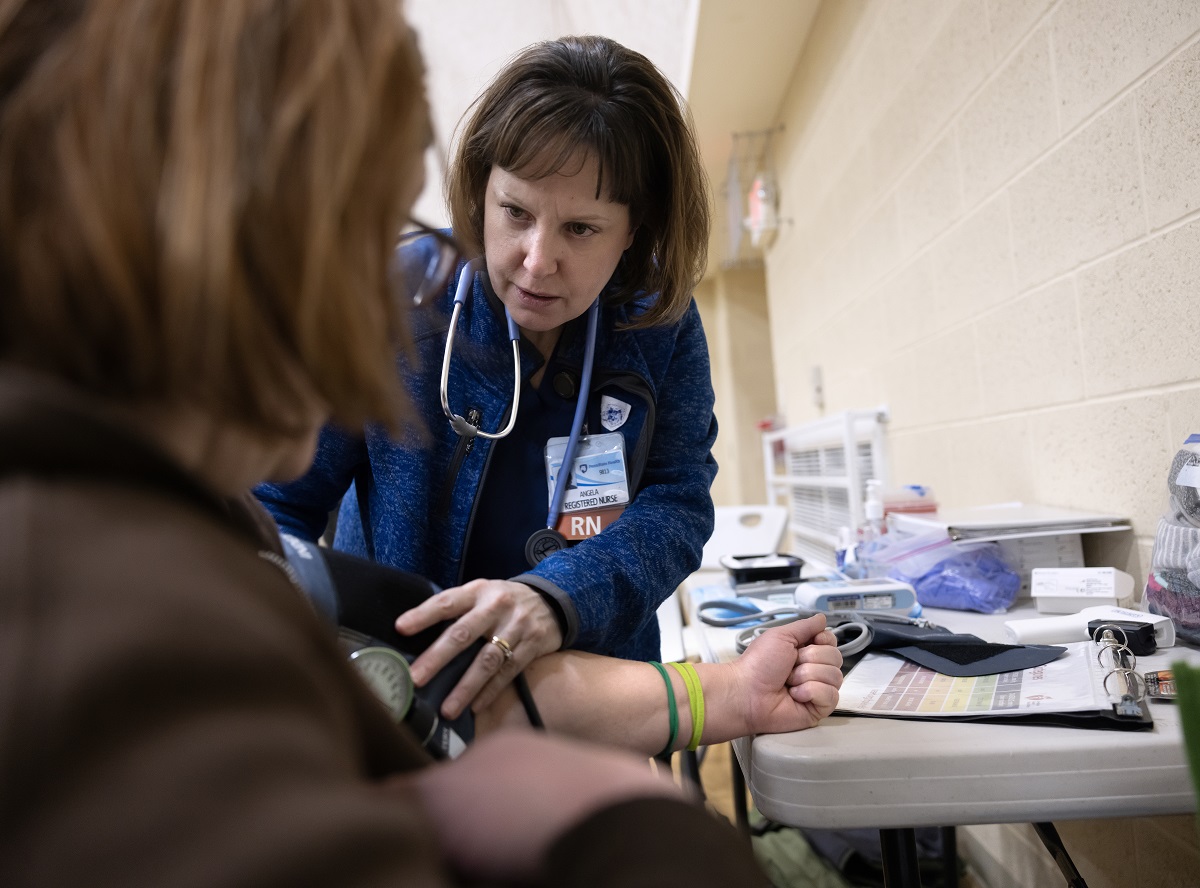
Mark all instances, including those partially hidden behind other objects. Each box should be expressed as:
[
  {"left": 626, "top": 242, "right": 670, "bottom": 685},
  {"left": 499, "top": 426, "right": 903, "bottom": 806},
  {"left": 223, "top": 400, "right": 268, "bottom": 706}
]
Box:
[{"left": 905, "top": 545, "right": 1020, "bottom": 614}]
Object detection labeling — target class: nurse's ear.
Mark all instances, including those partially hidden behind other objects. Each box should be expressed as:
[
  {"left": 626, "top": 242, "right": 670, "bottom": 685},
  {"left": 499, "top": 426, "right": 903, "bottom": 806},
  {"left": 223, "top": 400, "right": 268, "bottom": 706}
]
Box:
[{"left": 623, "top": 225, "right": 637, "bottom": 252}]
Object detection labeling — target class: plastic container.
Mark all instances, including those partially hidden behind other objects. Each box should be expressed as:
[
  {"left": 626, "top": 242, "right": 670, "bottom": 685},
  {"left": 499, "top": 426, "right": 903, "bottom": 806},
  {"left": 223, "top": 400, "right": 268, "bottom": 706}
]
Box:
[
  {"left": 863, "top": 479, "right": 885, "bottom": 542},
  {"left": 882, "top": 484, "right": 939, "bottom": 517}
]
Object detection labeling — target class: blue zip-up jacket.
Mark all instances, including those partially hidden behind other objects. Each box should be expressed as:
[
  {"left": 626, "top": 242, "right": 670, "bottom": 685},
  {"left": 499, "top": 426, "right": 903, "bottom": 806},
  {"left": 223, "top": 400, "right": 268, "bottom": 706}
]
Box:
[{"left": 257, "top": 255, "right": 717, "bottom": 661}]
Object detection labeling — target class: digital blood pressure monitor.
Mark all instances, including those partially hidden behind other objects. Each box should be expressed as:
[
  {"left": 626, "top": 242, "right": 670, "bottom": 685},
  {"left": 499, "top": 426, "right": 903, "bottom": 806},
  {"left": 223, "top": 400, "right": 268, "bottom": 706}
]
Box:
[{"left": 738, "top": 576, "right": 919, "bottom": 616}]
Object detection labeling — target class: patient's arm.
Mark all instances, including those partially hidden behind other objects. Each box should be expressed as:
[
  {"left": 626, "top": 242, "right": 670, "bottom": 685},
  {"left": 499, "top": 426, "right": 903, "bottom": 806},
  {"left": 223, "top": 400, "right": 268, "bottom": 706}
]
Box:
[{"left": 474, "top": 614, "right": 843, "bottom": 756}]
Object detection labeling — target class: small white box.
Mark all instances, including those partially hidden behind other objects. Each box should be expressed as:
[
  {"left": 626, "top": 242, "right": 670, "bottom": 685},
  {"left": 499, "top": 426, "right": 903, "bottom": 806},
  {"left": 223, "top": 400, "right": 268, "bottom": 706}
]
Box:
[{"left": 1030, "top": 567, "right": 1134, "bottom": 614}]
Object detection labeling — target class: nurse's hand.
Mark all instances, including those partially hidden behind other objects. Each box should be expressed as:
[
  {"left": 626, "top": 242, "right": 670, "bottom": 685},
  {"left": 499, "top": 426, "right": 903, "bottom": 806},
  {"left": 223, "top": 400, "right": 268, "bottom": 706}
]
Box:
[{"left": 395, "top": 579, "right": 563, "bottom": 718}]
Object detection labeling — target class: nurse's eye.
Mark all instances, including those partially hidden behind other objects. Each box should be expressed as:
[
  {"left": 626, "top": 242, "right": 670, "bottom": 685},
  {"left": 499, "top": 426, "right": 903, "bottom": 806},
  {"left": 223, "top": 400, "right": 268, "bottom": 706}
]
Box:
[
  {"left": 502, "top": 204, "right": 529, "bottom": 222},
  {"left": 567, "top": 222, "right": 597, "bottom": 238}
]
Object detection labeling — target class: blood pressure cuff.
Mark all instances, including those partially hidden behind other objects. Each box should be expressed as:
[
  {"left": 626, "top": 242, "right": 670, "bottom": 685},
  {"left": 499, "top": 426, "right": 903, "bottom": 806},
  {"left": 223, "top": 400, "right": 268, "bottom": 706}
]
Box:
[
  {"left": 280, "top": 534, "right": 480, "bottom": 743},
  {"left": 859, "top": 619, "right": 1065, "bottom": 677}
]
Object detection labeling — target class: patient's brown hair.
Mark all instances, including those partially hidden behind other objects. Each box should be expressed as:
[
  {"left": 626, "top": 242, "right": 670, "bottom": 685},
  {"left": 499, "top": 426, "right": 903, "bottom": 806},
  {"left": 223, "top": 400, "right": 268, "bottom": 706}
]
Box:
[{"left": 0, "top": 0, "right": 428, "bottom": 434}]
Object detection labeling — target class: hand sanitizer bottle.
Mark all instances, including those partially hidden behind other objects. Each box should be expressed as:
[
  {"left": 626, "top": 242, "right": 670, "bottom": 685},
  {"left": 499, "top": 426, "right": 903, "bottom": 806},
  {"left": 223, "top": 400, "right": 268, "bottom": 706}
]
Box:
[{"left": 862, "top": 479, "right": 885, "bottom": 542}]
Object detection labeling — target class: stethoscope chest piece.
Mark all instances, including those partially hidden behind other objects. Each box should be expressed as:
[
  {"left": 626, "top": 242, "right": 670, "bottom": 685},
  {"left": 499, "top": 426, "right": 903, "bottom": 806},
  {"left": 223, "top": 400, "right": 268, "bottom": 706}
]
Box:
[{"left": 525, "top": 527, "right": 568, "bottom": 566}]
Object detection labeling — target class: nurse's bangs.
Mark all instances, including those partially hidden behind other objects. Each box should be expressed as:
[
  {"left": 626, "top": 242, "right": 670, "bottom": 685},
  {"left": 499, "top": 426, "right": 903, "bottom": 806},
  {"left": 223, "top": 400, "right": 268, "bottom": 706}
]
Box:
[{"left": 478, "top": 98, "right": 646, "bottom": 214}]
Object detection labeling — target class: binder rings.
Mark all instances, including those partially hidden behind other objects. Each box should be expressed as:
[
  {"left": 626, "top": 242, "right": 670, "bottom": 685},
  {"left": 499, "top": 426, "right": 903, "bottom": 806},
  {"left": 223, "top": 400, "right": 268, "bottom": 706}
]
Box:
[{"left": 835, "top": 624, "right": 1154, "bottom": 730}]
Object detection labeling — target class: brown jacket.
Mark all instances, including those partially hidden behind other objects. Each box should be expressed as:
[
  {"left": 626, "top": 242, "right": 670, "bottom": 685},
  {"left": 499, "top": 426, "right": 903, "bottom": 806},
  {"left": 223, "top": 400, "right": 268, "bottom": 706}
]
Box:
[{"left": 0, "top": 370, "right": 770, "bottom": 887}]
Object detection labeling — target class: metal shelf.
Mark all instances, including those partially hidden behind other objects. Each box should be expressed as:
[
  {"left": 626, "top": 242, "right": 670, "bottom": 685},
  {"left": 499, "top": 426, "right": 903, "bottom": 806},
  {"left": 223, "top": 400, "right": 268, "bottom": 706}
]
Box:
[{"left": 761, "top": 408, "right": 890, "bottom": 566}]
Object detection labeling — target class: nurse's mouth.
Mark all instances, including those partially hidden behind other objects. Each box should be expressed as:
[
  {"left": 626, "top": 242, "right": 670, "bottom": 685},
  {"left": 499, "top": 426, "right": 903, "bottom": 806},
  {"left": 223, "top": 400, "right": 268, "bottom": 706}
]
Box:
[{"left": 516, "top": 286, "right": 555, "bottom": 303}]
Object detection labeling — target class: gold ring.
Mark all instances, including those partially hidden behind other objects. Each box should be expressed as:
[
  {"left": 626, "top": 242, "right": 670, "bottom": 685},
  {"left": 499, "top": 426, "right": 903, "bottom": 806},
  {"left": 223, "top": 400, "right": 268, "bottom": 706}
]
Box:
[{"left": 489, "top": 635, "right": 514, "bottom": 662}]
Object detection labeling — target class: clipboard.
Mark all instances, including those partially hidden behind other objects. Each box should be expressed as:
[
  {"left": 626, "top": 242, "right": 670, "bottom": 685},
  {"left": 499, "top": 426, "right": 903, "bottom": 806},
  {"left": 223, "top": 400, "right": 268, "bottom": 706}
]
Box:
[
  {"left": 889, "top": 502, "right": 1131, "bottom": 542},
  {"left": 834, "top": 627, "right": 1154, "bottom": 731}
]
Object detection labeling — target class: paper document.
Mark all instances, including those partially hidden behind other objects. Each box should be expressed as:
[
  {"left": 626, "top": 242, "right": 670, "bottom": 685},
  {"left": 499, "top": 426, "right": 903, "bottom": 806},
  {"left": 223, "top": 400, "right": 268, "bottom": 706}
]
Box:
[{"left": 836, "top": 641, "right": 1151, "bottom": 728}]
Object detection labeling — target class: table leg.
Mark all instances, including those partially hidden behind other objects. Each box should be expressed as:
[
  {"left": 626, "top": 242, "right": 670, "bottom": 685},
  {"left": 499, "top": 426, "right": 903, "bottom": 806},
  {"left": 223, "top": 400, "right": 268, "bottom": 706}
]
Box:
[
  {"left": 682, "top": 749, "right": 706, "bottom": 801},
  {"left": 730, "top": 746, "right": 750, "bottom": 840},
  {"left": 879, "top": 828, "right": 923, "bottom": 888},
  {"left": 941, "top": 826, "right": 958, "bottom": 888},
  {"left": 1032, "top": 822, "right": 1089, "bottom": 888}
]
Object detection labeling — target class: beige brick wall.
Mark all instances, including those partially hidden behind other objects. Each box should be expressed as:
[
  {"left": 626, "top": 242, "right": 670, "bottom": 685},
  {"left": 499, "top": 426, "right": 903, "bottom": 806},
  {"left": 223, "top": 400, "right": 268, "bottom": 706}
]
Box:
[
  {"left": 761, "top": 0, "right": 1200, "bottom": 882},
  {"left": 768, "top": 0, "right": 1200, "bottom": 552},
  {"left": 697, "top": 268, "right": 779, "bottom": 506}
]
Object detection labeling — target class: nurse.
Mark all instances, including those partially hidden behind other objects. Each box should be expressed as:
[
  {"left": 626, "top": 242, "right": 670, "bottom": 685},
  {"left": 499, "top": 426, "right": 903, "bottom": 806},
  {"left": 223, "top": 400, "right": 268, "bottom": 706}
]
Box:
[{"left": 257, "top": 34, "right": 717, "bottom": 719}]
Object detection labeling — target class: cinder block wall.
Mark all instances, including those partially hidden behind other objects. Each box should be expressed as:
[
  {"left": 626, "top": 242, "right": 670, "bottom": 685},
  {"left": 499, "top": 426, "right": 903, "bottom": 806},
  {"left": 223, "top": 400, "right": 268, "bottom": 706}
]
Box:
[
  {"left": 764, "top": 0, "right": 1200, "bottom": 884},
  {"left": 769, "top": 0, "right": 1200, "bottom": 566},
  {"left": 696, "top": 267, "right": 778, "bottom": 506}
]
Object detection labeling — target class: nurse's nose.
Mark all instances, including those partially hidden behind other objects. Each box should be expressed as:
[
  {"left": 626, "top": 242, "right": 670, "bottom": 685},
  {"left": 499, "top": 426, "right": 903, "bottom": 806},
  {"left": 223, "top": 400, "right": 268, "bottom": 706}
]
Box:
[{"left": 523, "top": 226, "right": 559, "bottom": 278}]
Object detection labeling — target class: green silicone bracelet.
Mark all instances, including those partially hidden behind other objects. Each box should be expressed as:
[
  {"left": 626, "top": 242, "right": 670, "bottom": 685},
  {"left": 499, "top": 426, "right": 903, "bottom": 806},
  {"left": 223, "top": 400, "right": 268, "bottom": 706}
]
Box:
[{"left": 650, "top": 661, "right": 678, "bottom": 758}]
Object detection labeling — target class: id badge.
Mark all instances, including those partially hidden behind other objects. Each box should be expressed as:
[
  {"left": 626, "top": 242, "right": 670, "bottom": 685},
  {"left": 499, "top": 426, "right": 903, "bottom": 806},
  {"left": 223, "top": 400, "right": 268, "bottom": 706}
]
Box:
[{"left": 544, "top": 432, "right": 629, "bottom": 539}]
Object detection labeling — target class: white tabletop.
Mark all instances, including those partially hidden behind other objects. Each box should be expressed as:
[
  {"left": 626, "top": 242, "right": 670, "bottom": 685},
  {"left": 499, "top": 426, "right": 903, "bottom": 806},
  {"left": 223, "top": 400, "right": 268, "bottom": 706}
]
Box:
[{"left": 687, "top": 580, "right": 1200, "bottom": 830}]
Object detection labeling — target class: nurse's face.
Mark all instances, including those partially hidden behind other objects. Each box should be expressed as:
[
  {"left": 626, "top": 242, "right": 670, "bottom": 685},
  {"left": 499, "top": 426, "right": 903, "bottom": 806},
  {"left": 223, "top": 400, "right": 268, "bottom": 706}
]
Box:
[{"left": 483, "top": 152, "right": 635, "bottom": 358}]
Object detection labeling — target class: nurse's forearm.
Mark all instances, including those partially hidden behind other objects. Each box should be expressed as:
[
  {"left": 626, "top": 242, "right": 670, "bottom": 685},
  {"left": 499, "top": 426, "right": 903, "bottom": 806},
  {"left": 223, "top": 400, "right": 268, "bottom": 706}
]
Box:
[{"left": 474, "top": 651, "right": 746, "bottom": 757}]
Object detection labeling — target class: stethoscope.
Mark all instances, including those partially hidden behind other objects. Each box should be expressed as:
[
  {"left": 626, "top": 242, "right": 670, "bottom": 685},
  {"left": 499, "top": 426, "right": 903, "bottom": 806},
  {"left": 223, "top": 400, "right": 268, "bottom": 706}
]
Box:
[{"left": 440, "top": 260, "right": 599, "bottom": 567}]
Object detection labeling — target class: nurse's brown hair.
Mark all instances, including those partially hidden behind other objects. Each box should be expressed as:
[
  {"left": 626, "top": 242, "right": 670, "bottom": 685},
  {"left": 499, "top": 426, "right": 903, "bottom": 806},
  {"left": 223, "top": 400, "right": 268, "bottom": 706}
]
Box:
[
  {"left": 0, "top": 0, "right": 428, "bottom": 434},
  {"left": 445, "top": 35, "right": 710, "bottom": 329}
]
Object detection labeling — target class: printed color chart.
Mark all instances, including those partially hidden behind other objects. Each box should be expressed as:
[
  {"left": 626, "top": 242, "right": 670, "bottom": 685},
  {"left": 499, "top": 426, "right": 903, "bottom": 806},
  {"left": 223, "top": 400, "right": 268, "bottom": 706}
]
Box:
[
  {"left": 836, "top": 642, "right": 1119, "bottom": 720},
  {"left": 872, "top": 661, "right": 1025, "bottom": 714}
]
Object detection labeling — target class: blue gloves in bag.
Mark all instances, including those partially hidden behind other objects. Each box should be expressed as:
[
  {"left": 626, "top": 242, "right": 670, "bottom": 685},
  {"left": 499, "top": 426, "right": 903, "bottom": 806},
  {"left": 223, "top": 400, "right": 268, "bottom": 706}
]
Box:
[{"left": 910, "top": 545, "right": 1020, "bottom": 614}]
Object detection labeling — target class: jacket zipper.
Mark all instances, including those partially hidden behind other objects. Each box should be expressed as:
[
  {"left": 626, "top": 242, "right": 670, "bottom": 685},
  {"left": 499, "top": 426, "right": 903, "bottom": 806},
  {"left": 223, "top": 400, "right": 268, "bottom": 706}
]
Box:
[
  {"left": 436, "top": 406, "right": 481, "bottom": 515},
  {"left": 456, "top": 423, "right": 501, "bottom": 585},
  {"left": 455, "top": 395, "right": 516, "bottom": 584}
]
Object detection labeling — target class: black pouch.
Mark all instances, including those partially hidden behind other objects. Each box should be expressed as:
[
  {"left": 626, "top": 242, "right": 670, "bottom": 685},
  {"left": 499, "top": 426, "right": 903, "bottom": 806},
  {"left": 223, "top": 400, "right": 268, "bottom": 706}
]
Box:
[{"left": 855, "top": 619, "right": 1066, "bottom": 677}]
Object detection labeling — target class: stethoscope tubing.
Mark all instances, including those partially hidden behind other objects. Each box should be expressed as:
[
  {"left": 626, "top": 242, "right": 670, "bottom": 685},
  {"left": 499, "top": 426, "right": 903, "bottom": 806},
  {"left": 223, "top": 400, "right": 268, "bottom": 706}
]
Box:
[
  {"left": 440, "top": 260, "right": 522, "bottom": 440},
  {"left": 440, "top": 259, "right": 600, "bottom": 534},
  {"left": 546, "top": 299, "right": 599, "bottom": 531}
]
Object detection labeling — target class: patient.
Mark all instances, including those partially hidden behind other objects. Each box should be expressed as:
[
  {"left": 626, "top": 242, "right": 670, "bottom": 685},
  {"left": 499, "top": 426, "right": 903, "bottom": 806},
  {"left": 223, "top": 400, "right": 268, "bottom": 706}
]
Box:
[{"left": 0, "top": 2, "right": 840, "bottom": 886}]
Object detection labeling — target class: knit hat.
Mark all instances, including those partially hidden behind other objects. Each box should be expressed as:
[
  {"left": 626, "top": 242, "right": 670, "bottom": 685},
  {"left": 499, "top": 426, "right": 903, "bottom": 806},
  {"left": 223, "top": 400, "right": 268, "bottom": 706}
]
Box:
[{"left": 1147, "top": 434, "right": 1200, "bottom": 640}]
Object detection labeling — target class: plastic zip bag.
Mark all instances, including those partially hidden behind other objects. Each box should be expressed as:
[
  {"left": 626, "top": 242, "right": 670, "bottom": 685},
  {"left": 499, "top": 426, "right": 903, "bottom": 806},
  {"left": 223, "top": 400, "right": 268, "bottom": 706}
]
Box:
[{"left": 862, "top": 530, "right": 1019, "bottom": 614}]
